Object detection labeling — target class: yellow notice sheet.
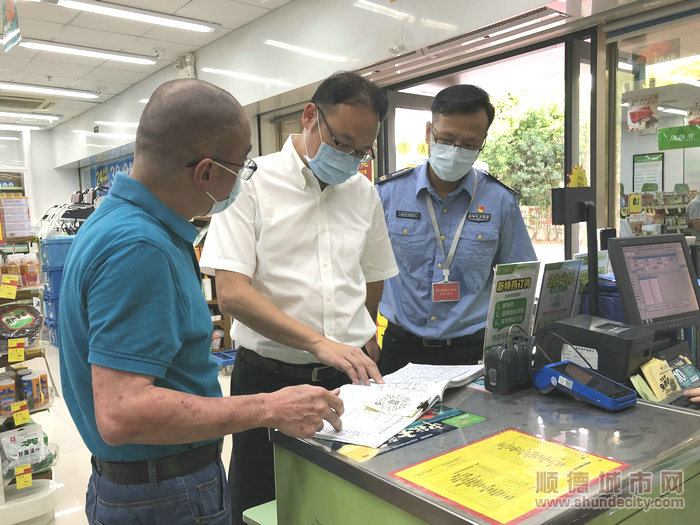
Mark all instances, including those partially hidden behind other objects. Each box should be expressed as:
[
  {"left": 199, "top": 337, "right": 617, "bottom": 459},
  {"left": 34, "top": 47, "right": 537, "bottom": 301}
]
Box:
[{"left": 389, "top": 428, "right": 628, "bottom": 524}]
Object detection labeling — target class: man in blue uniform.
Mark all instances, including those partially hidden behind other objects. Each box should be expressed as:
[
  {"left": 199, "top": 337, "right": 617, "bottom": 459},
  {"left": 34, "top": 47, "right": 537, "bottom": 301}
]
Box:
[{"left": 376, "top": 84, "right": 536, "bottom": 374}]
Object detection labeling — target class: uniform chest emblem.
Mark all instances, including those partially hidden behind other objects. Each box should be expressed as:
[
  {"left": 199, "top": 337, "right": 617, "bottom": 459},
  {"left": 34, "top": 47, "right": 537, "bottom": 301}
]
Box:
[{"left": 397, "top": 210, "right": 421, "bottom": 220}]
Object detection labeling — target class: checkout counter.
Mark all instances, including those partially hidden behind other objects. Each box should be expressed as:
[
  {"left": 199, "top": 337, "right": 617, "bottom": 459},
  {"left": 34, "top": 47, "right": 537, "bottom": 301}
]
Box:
[{"left": 272, "top": 385, "right": 700, "bottom": 524}]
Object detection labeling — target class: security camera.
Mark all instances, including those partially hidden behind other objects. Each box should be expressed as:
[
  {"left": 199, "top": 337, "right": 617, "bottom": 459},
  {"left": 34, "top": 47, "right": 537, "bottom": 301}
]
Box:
[{"left": 175, "top": 53, "right": 196, "bottom": 78}]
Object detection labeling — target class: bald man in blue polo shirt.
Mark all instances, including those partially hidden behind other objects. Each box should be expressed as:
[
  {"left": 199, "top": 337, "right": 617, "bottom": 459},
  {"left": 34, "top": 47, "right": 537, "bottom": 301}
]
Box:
[
  {"left": 376, "top": 85, "right": 536, "bottom": 374},
  {"left": 58, "top": 79, "right": 344, "bottom": 525}
]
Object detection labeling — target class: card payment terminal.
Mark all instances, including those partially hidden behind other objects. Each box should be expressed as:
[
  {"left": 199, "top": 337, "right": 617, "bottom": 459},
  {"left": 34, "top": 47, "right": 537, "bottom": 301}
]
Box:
[{"left": 534, "top": 361, "right": 637, "bottom": 411}]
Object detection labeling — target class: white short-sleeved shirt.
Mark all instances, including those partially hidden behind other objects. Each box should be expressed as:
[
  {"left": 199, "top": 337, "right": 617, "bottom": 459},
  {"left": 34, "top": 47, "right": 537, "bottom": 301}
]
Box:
[
  {"left": 687, "top": 195, "right": 700, "bottom": 220},
  {"left": 200, "top": 136, "right": 399, "bottom": 364}
]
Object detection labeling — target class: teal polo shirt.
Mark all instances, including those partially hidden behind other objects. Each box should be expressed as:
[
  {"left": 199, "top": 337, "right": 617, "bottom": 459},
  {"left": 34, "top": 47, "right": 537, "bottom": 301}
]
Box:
[{"left": 59, "top": 173, "right": 220, "bottom": 462}]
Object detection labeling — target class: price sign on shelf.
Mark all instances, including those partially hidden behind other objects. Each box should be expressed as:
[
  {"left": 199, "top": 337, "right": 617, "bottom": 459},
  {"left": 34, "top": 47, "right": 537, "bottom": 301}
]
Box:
[
  {"left": 14, "top": 465, "right": 32, "bottom": 489},
  {"left": 0, "top": 274, "right": 19, "bottom": 299},
  {"left": 8, "top": 338, "right": 25, "bottom": 362},
  {"left": 11, "top": 400, "right": 31, "bottom": 426},
  {"left": 629, "top": 193, "right": 642, "bottom": 213}
]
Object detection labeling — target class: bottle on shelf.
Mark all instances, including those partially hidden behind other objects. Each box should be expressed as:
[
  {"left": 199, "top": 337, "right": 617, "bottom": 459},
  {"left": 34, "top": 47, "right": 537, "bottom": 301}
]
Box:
[{"left": 3, "top": 255, "right": 24, "bottom": 287}]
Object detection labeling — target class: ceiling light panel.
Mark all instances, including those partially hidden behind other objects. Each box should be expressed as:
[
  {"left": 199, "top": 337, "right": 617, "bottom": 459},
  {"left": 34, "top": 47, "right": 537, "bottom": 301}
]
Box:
[
  {"left": 19, "top": 40, "right": 157, "bottom": 65},
  {"left": 0, "top": 124, "right": 42, "bottom": 131},
  {"left": 0, "top": 110, "right": 61, "bottom": 121},
  {"left": 33, "top": 0, "right": 219, "bottom": 33},
  {"left": 0, "top": 81, "right": 99, "bottom": 99}
]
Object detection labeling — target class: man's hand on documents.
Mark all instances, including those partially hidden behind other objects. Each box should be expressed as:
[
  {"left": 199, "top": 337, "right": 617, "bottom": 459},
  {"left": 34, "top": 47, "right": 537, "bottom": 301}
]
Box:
[
  {"left": 310, "top": 338, "right": 384, "bottom": 385},
  {"left": 267, "top": 386, "right": 344, "bottom": 438}
]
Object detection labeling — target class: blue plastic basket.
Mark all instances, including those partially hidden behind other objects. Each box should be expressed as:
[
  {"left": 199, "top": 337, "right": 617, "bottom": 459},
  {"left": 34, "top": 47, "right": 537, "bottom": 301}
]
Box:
[
  {"left": 40, "top": 236, "right": 75, "bottom": 268},
  {"left": 44, "top": 296, "right": 59, "bottom": 323},
  {"left": 43, "top": 266, "right": 64, "bottom": 295},
  {"left": 45, "top": 319, "right": 59, "bottom": 348},
  {"left": 210, "top": 349, "right": 237, "bottom": 367}
]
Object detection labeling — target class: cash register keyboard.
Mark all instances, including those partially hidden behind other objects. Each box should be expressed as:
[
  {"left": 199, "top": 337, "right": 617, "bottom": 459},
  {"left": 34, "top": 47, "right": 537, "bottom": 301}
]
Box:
[{"left": 668, "top": 394, "right": 700, "bottom": 410}]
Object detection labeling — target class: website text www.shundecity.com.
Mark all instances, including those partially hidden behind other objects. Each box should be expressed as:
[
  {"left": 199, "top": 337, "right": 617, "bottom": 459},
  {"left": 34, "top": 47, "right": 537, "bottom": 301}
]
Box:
[{"left": 533, "top": 469, "right": 686, "bottom": 512}]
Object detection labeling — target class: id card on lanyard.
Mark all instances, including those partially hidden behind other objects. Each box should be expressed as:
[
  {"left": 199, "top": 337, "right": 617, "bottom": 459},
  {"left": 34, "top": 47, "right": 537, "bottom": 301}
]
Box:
[{"left": 425, "top": 175, "right": 478, "bottom": 303}]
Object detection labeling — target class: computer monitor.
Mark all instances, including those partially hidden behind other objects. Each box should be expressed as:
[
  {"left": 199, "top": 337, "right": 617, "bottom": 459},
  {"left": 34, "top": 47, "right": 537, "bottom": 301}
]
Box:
[{"left": 607, "top": 234, "right": 700, "bottom": 333}]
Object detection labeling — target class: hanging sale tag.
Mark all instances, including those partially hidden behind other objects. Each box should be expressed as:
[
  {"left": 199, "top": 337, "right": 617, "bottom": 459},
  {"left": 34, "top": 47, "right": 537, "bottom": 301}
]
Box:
[
  {"left": 432, "top": 282, "right": 460, "bottom": 302},
  {"left": 14, "top": 465, "right": 32, "bottom": 489},
  {"left": 0, "top": 274, "right": 19, "bottom": 299},
  {"left": 11, "top": 400, "right": 31, "bottom": 426},
  {"left": 8, "top": 338, "right": 25, "bottom": 362}
]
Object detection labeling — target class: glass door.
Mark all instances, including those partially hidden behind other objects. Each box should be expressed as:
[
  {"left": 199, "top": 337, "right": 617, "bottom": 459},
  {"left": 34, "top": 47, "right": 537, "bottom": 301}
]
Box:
[{"left": 381, "top": 91, "right": 432, "bottom": 175}]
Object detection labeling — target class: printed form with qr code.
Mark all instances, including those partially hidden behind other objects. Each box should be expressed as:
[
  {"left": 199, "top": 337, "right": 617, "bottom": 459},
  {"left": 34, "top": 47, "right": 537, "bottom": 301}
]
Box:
[{"left": 314, "top": 363, "right": 483, "bottom": 448}]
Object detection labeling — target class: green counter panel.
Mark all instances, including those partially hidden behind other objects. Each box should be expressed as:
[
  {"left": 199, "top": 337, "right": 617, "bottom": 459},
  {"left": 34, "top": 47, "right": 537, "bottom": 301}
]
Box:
[{"left": 275, "top": 445, "right": 428, "bottom": 525}]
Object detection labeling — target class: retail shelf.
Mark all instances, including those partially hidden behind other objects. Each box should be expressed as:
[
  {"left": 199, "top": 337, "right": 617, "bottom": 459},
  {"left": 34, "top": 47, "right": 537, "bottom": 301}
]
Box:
[
  {"left": 621, "top": 82, "right": 700, "bottom": 107},
  {"left": 0, "top": 479, "right": 57, "bottom": 523},
  {"left": 0, "top": 345, "right": 46, "bottom": 368},
  {"left": 1, "top": 236, "right": 38, "bottom": 245}
]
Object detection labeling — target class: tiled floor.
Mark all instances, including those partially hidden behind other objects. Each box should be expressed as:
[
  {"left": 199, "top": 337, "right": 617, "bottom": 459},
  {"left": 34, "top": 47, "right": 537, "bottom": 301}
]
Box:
[{"left": 13, "top": 344, "right": 233, "bottom": 525}]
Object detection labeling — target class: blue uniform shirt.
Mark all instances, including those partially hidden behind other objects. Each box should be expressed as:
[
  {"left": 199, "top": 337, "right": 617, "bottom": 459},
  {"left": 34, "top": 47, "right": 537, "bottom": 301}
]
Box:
[
  {"left": 59, "top": 174, "right": 220, "bottom": 462},
  {"left": 376, "top": 162, "right": 536, "bottom": 339}
]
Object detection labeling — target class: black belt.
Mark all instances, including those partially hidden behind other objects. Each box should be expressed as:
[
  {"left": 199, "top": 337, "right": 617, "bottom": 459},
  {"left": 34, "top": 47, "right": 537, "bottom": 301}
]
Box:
[
  {"left": 388, "top": 322, "right": 485, "bottom": 348},
  {"left": 239, "top": 346, "right": 341, "bottom": 382},
  {"left": 92, "top": 441, "right": 220, "bottom": 485}
]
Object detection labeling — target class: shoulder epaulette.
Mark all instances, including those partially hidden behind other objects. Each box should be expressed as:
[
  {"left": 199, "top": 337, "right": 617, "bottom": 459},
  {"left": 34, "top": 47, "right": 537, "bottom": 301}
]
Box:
[
  {"left": 376, "top": 166, "right": 414, "bottom": 185},
  {"left": 484, "top": 172, "right": 520, "bottom": 196}
]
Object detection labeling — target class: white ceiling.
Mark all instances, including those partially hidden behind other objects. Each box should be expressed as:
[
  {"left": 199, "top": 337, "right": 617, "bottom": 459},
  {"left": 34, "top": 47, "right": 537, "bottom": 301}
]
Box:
[{"left": 0, "top": 0, "right": 291, "bottom": 127}]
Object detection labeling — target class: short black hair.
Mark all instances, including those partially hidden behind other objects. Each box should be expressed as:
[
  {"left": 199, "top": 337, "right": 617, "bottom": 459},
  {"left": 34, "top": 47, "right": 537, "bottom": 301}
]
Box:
[
  {"left": 311, "top": 71, "right": 388, "bottom": 121},
  {"left": 431, "top": 85, "right": 495, "bottom": 127}
]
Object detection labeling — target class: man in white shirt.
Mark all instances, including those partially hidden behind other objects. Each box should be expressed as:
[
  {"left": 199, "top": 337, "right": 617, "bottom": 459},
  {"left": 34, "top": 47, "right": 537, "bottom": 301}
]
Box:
[{"left": 200, "top": 71, "right": 398, "bottom": 523}]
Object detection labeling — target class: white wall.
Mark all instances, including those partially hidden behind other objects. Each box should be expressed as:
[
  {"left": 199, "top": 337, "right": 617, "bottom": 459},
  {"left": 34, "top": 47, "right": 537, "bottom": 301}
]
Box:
[
  {"left": 24, "top": 129, "right": 77, "bottom": 225},
  {"left": 45, "top": 0, "right": 545, "bottom": 168}
]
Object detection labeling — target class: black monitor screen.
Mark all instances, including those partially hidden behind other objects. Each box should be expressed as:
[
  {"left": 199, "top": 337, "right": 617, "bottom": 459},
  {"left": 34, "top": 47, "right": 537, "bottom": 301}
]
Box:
[{"left": 608, "top": 234, "right": 700, "bottom": 333}]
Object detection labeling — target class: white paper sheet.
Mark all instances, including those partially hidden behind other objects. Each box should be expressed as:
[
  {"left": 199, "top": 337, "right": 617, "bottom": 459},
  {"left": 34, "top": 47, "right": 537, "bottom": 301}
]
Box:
[{"left": 314, "top": 363, "right": 484, "bottom": 448}]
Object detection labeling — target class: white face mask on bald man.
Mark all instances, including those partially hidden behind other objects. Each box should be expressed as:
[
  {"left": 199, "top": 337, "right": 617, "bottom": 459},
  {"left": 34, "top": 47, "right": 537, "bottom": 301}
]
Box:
[{"left": 204, "top": 161, "right": 243, "bottom": 216}]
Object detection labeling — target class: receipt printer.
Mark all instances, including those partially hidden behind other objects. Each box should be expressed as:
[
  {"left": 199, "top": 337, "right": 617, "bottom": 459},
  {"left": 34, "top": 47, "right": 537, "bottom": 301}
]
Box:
[{"left": 534, "top": 315, "right": 654, "bottom": 383}]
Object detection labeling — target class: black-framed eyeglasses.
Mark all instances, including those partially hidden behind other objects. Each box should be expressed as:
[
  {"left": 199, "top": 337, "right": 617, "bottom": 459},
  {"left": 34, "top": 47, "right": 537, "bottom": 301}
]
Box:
[
  {"left": 185, "top": 157, "right": 257, "bottom": 180},
  {"left": 317, "top": 107, "right": 375, "bottom": 164},
  {"left": 430, "top": 124, "right": 486, "bottom": 153}
]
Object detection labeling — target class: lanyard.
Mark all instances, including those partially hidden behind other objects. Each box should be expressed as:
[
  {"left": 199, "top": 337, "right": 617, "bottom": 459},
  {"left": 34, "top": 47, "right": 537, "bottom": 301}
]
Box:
[{"left": 424, "top": 175, "right": 478, "bottom": 282}]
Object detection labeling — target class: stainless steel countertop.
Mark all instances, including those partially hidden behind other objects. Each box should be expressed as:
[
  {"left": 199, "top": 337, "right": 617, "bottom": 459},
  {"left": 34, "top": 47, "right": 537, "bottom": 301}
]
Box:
[{"left": 272, "top": 385, "right": 700, "bottom": 524}]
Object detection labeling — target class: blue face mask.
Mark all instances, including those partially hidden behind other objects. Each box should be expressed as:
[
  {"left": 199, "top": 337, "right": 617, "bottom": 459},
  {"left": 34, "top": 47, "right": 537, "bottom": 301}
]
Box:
[
  {"left": 304, "top": 118, "right": 361, "bottom": 185},
  {"left": 205, "top": 162, "right": 242, "bottom": 216},
  {"left": 429, "top": 142, "right": 480, "bottom": 182}
]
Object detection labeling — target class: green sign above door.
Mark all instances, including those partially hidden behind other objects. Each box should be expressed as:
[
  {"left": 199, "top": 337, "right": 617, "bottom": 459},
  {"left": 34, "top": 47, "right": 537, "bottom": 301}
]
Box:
[{"left": 658, "top": 125, "right": 700, "bottom": 150}]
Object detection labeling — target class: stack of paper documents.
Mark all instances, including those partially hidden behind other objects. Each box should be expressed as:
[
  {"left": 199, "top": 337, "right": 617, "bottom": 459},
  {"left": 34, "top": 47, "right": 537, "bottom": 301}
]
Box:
[{"left": 314, "top": 363, "right": 483, "bottom": 448}]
